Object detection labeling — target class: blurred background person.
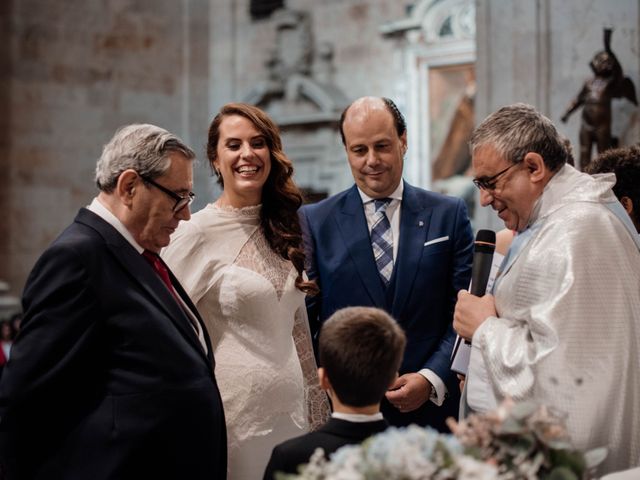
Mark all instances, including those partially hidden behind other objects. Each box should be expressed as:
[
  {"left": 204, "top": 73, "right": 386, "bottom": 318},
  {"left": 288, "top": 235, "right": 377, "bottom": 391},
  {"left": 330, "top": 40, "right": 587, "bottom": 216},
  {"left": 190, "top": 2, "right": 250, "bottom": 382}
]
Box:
[
  {"left": 586, "top": 144, "right": 640, "bottom": 233},
  {"left": 0, "top": 322, "right": 12, "bottom": 354},
  {"left": 0, "top": 322, "right": 12, "bottom": 378},
  {"left": 9, "top": 314, "right": 21, "bottom": 340},
  {"left": 163, "top": 103, "right": 329, "bottom": 480},
  {"left": 0, "top": 315, "right": 21, "bottom": 379}
]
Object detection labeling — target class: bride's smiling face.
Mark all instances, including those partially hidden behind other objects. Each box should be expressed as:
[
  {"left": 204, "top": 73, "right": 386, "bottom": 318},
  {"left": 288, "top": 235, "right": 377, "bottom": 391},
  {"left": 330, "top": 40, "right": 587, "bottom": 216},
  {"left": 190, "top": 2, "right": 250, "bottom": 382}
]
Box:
[{"left": 214, "top": 114, "right": 272, "bottom": 207}]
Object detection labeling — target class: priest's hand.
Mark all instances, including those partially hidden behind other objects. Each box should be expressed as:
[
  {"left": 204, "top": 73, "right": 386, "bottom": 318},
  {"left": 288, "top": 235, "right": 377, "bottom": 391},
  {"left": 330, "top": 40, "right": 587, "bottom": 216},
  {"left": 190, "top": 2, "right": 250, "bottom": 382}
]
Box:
[
  {"left": 453, "top": 289, "right": 497, "bottom": 340},
  {"left": 385, "top": 373, "right": 431, "bottom": 413},
  {"left": 457, "top": 374, "right": 465, "bottom": 392}
]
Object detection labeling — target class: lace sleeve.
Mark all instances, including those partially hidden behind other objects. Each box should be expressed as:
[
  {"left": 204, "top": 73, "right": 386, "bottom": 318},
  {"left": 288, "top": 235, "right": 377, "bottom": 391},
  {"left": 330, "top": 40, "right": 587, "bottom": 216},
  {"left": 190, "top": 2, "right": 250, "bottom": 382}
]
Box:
[{"left": 293, "top": 305, "right": 330, "bottom": 430}]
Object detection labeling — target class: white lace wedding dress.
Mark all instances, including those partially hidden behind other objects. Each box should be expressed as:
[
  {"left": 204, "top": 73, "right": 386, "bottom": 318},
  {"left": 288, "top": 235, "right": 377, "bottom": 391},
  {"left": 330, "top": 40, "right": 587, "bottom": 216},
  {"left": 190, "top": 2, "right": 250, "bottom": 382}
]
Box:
[{"left": 163, "top": 203, "right": 328, "bottom": 479}]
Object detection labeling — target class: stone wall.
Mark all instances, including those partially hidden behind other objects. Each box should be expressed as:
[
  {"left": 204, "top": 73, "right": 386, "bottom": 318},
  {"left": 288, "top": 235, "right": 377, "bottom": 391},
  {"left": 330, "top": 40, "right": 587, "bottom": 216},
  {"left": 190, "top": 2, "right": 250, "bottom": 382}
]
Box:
[
  {"left": 2, "top": 0, "right": 210, "bottom": 295},
  {"left": 475, "top": 0, "right": 640, "bottom": 229},
  {"left": 0, "top": 1, "right": 11, "bottom": 292},
  {"left": 477, "top": 0, "right": 639, "bottom": 139},
  {"left": 210, "top": 0, "right": 407, "bottom": 109}
]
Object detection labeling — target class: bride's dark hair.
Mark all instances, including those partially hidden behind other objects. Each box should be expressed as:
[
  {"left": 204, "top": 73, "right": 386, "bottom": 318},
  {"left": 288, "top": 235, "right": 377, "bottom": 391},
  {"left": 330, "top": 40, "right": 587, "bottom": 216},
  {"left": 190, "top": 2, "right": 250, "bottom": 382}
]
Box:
[{"left": 207, "top": 103, "right": 318, "bottom": 295}]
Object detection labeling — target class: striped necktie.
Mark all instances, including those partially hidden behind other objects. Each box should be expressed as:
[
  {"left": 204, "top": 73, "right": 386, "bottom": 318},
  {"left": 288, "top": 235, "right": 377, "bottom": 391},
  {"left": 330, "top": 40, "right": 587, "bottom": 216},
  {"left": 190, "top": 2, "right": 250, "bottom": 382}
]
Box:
[{"left": 371, "top": 198, "right": 394, "bottom": 286}]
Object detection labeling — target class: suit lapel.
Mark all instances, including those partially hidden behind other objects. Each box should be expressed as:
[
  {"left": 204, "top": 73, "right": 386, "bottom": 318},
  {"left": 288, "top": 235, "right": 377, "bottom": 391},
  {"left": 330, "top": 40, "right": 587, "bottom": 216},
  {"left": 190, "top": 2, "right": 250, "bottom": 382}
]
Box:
[
  {"left": 334, "top": 187, "right": 387, "bottom": 307},
  {"left": 391, "top": 184, "right": 431, "bottom": 319},
  {"left": 75, "top": 209, "right": 211, "bottom": 365},
  {"left": 168, "top": 267, "right": 215, "bottom": 366}
]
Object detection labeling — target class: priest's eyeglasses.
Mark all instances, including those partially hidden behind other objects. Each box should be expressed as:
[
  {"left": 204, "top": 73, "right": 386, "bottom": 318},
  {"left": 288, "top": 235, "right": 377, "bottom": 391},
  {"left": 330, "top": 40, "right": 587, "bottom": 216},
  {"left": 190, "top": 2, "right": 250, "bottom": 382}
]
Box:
[
  {"left": 472, "top": 163, "right": 518, "bottom": 191},
  {"left": 139, "top": 174, "right": 195, "bottom": 212}
]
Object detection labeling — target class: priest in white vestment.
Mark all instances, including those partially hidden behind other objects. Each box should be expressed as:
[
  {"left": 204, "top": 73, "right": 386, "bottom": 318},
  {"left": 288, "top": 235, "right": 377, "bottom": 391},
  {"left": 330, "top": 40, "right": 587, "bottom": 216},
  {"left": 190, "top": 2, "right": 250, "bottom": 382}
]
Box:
[{"left": 454, "top": 103, "right": 640, "bottom": 475}]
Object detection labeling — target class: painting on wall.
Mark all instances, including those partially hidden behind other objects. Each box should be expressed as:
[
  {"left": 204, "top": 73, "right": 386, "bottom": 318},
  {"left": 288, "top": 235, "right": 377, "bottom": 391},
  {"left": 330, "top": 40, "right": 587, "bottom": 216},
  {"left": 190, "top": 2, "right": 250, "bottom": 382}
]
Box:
[{"left": 428, "top": 63, "right": 475, "bottom": 181}]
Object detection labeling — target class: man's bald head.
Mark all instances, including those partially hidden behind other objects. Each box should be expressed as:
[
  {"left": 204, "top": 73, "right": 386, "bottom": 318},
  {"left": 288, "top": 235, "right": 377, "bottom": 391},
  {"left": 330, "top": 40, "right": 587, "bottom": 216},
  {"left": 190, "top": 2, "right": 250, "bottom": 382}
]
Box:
[
  {"left": 340, "top": 96, "right": 407, "bottom": 198},
  {"left": 339, "top": 97, "right": 406, "bottom": 146}
]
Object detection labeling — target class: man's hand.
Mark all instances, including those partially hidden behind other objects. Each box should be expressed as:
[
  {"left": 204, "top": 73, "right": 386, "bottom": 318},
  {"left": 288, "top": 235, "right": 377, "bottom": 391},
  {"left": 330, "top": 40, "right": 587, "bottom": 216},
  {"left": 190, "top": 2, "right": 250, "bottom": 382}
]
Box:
[
  {"left": 457, "top": 374, "right": 465, "bottom": 392},
  {"left": 453, "top": 290, "right": 497, "bottom": 340},
  {"left": 385, "top": 373, "right": 431, "bottom": 413}
]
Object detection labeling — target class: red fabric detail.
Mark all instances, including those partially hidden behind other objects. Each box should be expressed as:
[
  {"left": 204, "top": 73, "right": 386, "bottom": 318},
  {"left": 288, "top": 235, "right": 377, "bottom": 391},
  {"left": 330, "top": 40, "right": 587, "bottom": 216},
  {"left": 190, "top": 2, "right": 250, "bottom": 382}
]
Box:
[{"left": 142, "top": 250, "right": 180, "bottom": 302}]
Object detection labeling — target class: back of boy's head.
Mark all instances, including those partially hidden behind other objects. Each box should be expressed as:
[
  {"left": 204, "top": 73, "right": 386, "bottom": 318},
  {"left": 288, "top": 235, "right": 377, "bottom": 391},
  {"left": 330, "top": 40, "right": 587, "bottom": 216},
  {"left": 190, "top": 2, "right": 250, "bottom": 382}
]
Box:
[{"left": 318, "top": 306, "right": 406, "bottom": 407}]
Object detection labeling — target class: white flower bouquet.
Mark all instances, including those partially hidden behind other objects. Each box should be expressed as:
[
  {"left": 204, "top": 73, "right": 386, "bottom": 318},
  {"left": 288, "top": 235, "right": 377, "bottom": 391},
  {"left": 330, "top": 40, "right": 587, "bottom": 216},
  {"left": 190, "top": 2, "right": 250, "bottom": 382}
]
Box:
[{"left": 279, "top": 400, "right": 606, "bottom": 480}]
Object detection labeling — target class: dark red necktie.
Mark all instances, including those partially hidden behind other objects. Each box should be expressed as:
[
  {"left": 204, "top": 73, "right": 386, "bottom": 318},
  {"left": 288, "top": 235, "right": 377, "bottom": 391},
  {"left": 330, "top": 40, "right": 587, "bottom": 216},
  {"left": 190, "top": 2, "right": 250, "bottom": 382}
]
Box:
[
  {"left": 142, "top": 250, "right": 207, "bottom": 354},
  {"left": 142, "top": 250, "right": 180, "bottom": 302}
]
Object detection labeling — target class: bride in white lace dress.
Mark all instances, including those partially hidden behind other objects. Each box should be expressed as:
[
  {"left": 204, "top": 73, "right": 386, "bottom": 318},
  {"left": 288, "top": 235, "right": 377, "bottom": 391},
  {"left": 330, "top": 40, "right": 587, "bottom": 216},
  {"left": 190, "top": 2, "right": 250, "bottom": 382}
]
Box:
[{"left": 163, "top": 103, "right": 329, "bottom": 479}]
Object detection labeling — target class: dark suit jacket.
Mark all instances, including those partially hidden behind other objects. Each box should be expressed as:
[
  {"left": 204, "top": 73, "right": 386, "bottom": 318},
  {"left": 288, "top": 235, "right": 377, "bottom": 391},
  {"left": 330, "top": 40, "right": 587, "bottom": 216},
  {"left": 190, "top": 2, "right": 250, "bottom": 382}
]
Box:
[
  {"left": 300, "top": 182, "right": 473, "bottom": 430},
  {"left": 0, "top": 209, "right": 227, "bottom": 480},
  {"left": 263, "top": 417, "right": 388, "bottom": 479}
]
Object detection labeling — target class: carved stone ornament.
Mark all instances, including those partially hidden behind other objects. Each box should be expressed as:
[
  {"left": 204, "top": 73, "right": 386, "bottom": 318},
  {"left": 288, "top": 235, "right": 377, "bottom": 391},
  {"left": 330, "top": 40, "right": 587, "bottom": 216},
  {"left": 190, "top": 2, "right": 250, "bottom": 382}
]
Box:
[{"left": 243, "top": 8, "right": 347, "bottom": 127}]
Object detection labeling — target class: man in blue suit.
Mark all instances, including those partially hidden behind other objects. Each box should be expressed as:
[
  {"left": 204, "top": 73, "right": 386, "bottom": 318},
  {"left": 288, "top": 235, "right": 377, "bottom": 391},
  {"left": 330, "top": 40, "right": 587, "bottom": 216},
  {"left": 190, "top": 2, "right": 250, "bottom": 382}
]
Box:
[{"left": 300, "top": 97, "right": 473, "bottom": 431}]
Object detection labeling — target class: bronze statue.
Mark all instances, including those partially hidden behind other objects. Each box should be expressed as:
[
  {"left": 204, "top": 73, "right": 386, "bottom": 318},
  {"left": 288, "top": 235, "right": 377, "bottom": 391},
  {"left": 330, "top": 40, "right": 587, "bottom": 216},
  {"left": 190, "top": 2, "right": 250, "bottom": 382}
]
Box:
[{"left": 561, "top": 28, "right": 637, "bottom": 171}]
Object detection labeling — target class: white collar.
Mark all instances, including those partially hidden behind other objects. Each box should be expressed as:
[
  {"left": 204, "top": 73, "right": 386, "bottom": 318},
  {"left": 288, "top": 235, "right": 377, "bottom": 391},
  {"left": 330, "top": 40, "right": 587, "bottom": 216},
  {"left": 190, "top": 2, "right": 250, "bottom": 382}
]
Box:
[
  {"left": 357, "top": 180, "right": 404, "bottom": 204},
  {"left": 87, "top": 197, "right": 145, "bottom": 254},
  {"left": 331, "top": 411, "right": 384, "bottom": 423}
]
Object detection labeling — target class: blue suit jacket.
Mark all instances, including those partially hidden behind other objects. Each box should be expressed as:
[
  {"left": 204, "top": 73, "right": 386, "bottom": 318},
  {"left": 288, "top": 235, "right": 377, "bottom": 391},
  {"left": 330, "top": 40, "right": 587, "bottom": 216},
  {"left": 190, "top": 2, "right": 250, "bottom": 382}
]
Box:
[{"left": 300, "top": 182, "right": 473, "bottom": 429}]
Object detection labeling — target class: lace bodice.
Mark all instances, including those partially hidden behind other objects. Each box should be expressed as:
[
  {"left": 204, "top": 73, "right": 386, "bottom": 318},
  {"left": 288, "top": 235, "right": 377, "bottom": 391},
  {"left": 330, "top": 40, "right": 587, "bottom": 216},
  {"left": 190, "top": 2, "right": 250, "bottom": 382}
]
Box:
[
  {"left": 235, "top": 227, "right": 291, "bottom": 300},
  {"left": 162, "top": 203, "right": 329, "bottom": 456}
]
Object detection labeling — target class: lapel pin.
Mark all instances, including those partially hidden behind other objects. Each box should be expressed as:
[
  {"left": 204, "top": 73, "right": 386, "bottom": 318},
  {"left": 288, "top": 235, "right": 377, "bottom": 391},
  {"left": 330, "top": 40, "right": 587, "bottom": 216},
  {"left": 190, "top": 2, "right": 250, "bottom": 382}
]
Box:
[{"left": 418, "top": 221, "right": 424, "bottom": 227}]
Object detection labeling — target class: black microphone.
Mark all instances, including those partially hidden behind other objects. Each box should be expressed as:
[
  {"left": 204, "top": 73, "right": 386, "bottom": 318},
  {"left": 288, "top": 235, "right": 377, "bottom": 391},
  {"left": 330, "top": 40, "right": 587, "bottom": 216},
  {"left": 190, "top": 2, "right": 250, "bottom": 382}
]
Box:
[
  {"left": 450, "top": 229, "right": 497, "bottom": 375},
  {"left": 469, "top": 229, "right": 496, "bottom": 297}
]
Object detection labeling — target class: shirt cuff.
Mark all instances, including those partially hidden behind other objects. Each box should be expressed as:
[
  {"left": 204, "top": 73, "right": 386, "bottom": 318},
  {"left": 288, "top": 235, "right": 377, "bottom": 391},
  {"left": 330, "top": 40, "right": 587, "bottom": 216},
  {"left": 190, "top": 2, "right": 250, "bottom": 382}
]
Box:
[{"left": 418, "top": 369, "right": 448, "bottom": 406}]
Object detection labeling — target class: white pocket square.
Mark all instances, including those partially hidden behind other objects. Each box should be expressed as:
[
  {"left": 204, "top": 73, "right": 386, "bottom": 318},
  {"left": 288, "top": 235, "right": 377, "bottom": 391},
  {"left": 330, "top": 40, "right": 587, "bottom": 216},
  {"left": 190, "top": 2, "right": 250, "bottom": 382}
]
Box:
[{"left": 424, "top": 236, "right": 449, "bottom": 247}]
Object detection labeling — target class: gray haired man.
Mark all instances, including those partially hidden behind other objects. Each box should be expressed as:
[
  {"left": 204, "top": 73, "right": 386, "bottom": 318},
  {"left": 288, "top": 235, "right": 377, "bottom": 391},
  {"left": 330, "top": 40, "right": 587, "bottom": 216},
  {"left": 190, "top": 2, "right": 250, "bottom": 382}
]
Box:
[{"left": 0, "top": 124, "right": 227, "bottom": 480}]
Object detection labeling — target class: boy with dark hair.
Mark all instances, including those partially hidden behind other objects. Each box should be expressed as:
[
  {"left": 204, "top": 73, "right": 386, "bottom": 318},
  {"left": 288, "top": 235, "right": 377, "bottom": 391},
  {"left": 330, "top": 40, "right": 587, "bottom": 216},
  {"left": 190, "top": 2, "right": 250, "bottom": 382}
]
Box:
[
  {"left": 586, "top": 145, "right": 640, "bottom": 233},
  {"left": 263, "top": 306, "right": 406, "bottom": 479}
]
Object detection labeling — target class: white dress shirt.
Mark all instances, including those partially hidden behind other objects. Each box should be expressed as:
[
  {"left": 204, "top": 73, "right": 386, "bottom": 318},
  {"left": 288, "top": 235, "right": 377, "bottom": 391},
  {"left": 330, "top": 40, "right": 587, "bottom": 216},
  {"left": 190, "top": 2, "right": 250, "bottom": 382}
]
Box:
[{"left": 332, "top": 411, "right": 384, "bottom": 422}]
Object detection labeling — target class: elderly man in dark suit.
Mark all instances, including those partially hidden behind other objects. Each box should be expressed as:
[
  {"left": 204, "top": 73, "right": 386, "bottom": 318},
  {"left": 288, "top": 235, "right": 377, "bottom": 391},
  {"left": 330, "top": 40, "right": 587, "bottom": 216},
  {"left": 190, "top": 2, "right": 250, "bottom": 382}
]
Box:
[
  {"left": 0, "top": 124, "right": 227, "bottom": 480},
  {"left": 300, "top": 97, "right": 473, "bottom": 431}
]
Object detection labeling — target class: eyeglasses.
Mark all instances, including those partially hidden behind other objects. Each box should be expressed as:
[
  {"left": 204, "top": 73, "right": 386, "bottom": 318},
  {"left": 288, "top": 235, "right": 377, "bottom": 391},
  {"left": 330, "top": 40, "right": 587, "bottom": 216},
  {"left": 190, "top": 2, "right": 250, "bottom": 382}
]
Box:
[
  {"left": 139, "top": 174, "right": 195, "bottom": 212},
  {"left": 472, "top": 163, "right": 519, "bottom": 191}
]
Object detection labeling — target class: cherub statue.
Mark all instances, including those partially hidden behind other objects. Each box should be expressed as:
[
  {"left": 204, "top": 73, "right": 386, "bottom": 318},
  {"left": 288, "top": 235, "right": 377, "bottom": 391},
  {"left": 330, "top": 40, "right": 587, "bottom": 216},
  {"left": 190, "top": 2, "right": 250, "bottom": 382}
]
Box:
[{"left": 561, "top": 28, "right": 637, "bottom": 171}]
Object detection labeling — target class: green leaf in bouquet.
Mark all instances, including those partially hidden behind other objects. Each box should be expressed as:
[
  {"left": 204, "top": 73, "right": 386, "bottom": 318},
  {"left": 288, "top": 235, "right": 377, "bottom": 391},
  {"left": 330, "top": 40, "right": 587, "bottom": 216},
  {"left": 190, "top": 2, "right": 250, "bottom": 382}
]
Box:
[
  {"left": 434, "top": 440, "right": 457, "bottom": 469},
  {"left": 545, "top": 465, "right": 580, "bottom": 480},
  {"left": 549, "top": 449, "right": 586, "bottom": 477},
  {"left": 582, "top": 447, "right": 608, "bottom": 470},
  {"left": 511, "top": 432, "right": 537, "bottom": 451},
  {"left": 462, "top": 445, "right": 483, "bottom": 458},
  {"left": 545, "top": 439, "right": 575, "bottom": 450},
  {"left": 496, "top": 434, "right": 537, "bottom": 462}
]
